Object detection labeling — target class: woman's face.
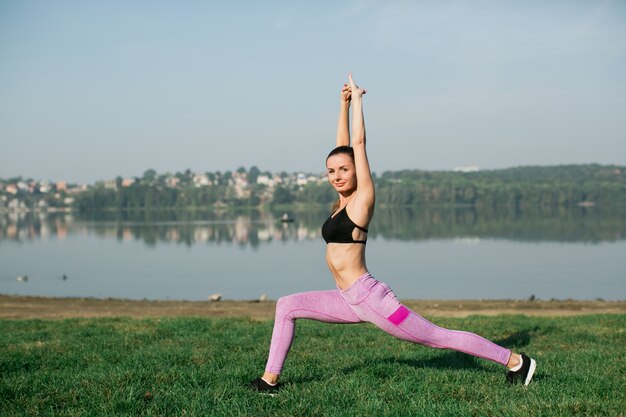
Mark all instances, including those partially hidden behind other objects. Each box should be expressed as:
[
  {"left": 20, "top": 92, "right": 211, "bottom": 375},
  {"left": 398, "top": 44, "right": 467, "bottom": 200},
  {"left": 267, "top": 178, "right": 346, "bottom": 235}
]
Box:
[{"left": 326, "top": 153, "right": 357, "bottom": 193}]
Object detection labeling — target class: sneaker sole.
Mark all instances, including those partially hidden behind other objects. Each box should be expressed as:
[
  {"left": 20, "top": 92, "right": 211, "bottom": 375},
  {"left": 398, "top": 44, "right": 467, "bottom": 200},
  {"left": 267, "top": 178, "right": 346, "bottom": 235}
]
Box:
[{"left": 524, "top": 358, "right": 537, "bottom": 386}]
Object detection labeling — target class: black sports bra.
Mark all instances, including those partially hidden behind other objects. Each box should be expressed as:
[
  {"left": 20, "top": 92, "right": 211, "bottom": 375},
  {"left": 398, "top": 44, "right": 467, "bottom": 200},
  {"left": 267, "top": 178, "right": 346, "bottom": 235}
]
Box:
[{"left": 321, "top": 206, "right": 369, "bottom": 244}]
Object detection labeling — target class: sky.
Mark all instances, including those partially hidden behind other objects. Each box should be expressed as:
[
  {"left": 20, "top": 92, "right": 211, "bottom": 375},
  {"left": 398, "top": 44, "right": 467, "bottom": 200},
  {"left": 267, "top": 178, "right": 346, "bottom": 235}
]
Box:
[{"left": 1, "top": 0, "right": 625, "bottom": 184}]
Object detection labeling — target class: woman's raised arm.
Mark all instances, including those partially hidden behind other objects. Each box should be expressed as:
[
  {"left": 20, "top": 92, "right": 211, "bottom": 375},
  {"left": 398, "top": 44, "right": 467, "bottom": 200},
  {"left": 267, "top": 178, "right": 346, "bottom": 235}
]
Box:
[
  {"left": 335, "top": 84, "right": 351, "bottom": 148},
  {"left": 348, "top": 74, "right": 375, "bottom": 213}
]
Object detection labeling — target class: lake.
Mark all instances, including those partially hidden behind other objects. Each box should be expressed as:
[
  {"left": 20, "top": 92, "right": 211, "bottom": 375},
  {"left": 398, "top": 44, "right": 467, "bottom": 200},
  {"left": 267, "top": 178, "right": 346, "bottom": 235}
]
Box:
[{"left": 1, "top": 207, "right": 624, "bottom": 301}]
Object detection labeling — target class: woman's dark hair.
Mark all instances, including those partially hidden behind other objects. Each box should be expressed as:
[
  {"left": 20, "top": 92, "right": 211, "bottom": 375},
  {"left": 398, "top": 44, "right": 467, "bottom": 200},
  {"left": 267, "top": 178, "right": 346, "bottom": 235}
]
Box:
[
  {"left": 326, "top": 146, "right": 355, "bottom": 213},
  {"left": 326, "top": 146, "right": 354, "bottom": 162}
]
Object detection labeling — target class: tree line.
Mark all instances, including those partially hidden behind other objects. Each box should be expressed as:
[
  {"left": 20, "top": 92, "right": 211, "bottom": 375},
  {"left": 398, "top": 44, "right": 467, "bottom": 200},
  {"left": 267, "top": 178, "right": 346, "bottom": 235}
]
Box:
[
  {"left": 72, "top": 164, "right": 625, "bottom": 212},
  {"left": 373, "top": 164, "right": 626, "bottom": 208}
]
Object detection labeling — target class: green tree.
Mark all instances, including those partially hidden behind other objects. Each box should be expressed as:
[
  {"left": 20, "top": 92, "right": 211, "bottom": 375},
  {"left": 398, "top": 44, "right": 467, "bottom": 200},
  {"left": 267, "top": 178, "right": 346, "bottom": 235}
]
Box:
[
  {"left": 272, "top": 185, "right": 294, "bottom": 205},
  {"left": 248, "top": 166, "right": 260, "bottom": 184},
  {"left": 142, "top": 169, "right": 157, "bottom": 186}
]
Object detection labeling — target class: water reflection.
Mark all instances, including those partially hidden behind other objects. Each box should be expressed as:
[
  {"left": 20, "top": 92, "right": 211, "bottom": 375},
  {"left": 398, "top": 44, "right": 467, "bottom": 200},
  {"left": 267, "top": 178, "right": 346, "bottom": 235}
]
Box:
[
  {"left": 372, "top": 207, "right": 625, "bottom": 242},
  {"left": 0, "top": 210, "right": 321, "bottom": 248},
  {"left": 1, "top": 206, "right": 624, "bottom": 247}
]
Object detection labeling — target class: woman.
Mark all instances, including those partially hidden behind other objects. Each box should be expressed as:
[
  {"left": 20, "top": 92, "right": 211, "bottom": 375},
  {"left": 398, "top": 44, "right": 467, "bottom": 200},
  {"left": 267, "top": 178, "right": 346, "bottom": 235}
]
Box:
[{"left": 251, "top": 74, "right": 536, "bottom": 393}]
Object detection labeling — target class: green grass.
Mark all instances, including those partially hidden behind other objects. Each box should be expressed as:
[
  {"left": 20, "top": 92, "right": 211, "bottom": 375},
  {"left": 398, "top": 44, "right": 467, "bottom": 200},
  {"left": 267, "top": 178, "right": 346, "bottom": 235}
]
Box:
[{"left": 1, "top": 314, "right": 624, "bottom": 416}]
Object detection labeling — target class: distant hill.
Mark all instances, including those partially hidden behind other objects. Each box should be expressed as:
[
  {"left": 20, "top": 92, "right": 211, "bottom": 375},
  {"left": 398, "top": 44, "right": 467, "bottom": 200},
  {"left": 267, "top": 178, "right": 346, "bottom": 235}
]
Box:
[
  {"left": 372, "top": 164, "right": 626, "bottom": 208},
  {"left": 462, "top": 164, "right": 625, "bottom": 183}
]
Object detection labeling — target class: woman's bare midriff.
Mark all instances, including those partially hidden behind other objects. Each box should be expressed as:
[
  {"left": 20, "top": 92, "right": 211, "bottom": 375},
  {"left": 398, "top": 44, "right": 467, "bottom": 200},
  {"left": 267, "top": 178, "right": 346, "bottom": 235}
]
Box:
[{"left": 325, "top": 243, "right": 368, "bottom": 290}]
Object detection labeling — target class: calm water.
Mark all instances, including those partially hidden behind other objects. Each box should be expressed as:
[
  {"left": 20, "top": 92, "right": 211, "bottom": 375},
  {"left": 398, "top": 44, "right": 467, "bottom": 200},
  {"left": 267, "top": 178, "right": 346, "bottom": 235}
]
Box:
[{"left": 1, "top": 208, "right": 625, "bottom": 301}]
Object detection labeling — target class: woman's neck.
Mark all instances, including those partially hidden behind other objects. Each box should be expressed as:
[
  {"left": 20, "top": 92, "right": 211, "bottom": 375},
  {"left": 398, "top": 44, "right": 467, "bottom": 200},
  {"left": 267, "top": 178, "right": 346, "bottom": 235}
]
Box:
[{"left": 338, "top": 190, "right": 355, "bottom": 205}]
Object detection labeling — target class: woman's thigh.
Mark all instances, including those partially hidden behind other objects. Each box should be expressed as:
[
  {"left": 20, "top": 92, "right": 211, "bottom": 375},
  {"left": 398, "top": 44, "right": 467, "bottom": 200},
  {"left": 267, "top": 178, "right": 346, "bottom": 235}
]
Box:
[{"left": 276, "top": 289, "right": 363, "bottom": 324}]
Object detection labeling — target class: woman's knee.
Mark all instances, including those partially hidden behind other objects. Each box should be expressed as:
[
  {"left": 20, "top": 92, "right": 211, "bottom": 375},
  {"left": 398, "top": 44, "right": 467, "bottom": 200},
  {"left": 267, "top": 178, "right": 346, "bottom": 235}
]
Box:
[
  {"left": 275, "top": 296, "right": 289, "bottom": 315},
  {"left": 397, "top": 313, "right": 449, "bottom": 347},
  {"left": 275, "top": 294, "right": 302, "bottom": 320}
]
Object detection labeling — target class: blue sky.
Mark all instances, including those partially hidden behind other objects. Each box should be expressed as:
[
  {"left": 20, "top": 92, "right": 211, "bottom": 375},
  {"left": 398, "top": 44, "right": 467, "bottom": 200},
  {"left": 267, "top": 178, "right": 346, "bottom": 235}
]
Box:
[{"left": 1, "top": 0, "right": 625, "bottom": 183}]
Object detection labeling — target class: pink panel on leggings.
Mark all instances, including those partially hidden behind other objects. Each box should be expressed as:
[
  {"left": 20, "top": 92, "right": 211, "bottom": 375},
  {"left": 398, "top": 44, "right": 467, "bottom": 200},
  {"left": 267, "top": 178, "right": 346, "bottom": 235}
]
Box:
[{"left": 387, "top": 305, "right": 410, "bottom": 325}]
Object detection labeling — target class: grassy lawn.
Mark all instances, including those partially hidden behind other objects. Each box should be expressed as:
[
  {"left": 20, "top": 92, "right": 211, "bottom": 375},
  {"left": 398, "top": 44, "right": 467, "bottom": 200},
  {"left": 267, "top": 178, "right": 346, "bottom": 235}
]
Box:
[{"left": 1, "top": 314, "right": 624, "bottom": 416}]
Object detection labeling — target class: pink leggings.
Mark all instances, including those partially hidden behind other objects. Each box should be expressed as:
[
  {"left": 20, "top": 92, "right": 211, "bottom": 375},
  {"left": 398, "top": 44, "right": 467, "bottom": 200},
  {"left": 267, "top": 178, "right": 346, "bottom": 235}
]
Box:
[{"left": 265, "top": 272, "right": 511, "bottom": 374}]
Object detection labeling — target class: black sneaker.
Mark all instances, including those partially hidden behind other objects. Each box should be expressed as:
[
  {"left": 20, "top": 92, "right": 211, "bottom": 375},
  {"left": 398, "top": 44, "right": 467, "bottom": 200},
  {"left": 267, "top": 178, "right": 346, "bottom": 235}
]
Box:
[
  {"left": 250, "top": 378, "right": 282, "bottom": 395},
  {"left": 506, "top": 353, "right": 537, "bottom": 386}
]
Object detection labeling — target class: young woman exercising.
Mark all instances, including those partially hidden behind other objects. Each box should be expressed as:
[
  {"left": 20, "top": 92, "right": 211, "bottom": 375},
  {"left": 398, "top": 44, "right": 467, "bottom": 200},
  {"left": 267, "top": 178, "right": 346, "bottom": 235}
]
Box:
[{"left": 251, "top": 74, "right": 536, "bottom": 393}]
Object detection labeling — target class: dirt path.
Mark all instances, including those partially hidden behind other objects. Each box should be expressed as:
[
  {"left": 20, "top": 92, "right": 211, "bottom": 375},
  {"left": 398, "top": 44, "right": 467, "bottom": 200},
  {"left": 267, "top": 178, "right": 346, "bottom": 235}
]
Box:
[{"left": 1, "top": 295, "right": 624, "bottom": 320}]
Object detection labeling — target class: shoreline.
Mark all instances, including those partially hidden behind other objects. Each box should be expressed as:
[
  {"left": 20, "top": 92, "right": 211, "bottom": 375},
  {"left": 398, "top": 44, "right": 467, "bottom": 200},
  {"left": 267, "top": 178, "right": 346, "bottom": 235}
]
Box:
[{"left": 1, "top": 294, "right": 624, "bottom": 320}]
